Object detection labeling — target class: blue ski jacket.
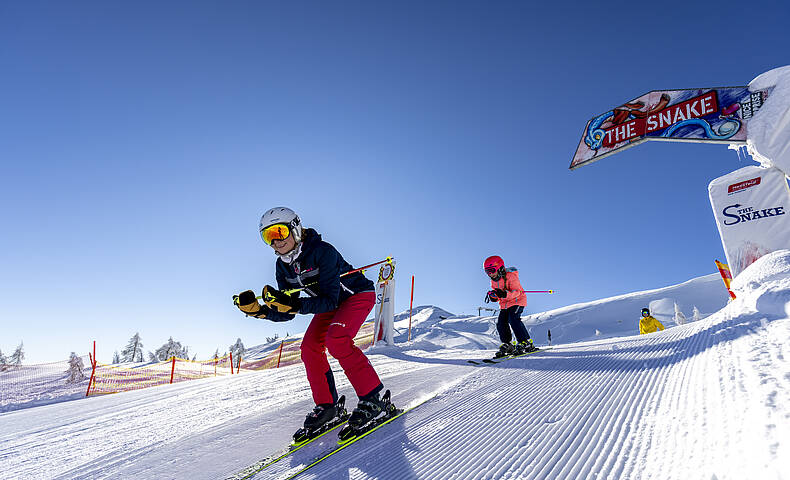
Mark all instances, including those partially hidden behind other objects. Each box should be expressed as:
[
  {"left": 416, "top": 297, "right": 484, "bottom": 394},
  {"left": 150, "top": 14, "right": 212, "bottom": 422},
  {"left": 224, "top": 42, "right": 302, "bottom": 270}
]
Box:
[{"left": 266, "top": 228, "right": 375, "bottom": 322}]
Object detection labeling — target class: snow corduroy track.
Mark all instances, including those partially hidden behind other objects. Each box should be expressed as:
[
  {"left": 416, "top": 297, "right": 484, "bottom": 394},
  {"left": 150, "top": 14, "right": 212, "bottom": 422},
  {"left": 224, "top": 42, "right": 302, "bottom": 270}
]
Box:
[{"left": 291, "top": 312, "right": 790, "bottom": 480}]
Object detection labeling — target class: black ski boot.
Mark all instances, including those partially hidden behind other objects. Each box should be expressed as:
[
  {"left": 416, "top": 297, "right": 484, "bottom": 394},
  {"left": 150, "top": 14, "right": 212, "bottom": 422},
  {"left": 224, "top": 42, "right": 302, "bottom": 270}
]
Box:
[
  {"left": 338, "top": 389, "right": 398, "bottom": 443},
  {"left": 293, "top": 395, "right": 348, "bottom": 445},
  {"left": 494, "top": 342, "right": 515, "bottom": 358},
  {"left": 304, "top": 403, "right": 337, "bottom": 430},
  {"left": 515, "top": 339, "right": 537, "bottom": 355}
]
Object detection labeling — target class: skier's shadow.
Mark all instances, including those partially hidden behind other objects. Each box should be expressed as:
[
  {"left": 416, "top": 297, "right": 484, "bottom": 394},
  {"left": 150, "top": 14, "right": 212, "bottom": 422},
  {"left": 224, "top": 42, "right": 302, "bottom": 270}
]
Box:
[{"left": 380, "top": 347, "right": 495, "bottom": 367}]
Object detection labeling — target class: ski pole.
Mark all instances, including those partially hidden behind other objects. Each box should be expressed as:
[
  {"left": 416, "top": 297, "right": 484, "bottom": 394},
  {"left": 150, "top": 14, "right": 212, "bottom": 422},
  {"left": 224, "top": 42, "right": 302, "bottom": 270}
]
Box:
[
  {"left": 521, "top": 290, "right": 554, "bottom": 294},
  {"left": 258, "top": 257, "right": 393, "bottom": 298}
]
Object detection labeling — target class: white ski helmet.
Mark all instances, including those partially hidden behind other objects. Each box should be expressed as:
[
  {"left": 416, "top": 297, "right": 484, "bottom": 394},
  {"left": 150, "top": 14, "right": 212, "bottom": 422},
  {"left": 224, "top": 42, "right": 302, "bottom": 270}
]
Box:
[{"left": 259, "top": 207, "right": 303, "bottom": 244}]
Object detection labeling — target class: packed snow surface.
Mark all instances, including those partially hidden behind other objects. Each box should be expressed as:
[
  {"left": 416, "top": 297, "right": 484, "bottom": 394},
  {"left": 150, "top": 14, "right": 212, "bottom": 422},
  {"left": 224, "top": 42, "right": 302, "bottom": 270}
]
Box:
[{"left": 2, "top": 252, "right": 790, "bottom": 479}]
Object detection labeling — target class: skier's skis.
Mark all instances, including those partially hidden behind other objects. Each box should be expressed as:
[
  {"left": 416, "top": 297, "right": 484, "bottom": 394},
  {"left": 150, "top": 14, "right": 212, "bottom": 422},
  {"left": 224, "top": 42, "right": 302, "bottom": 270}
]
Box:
[
  {"left": 225, "top": 397, "right": 349, "bottom": 480},
  {"left": 467, "top": 347, "right": 546, "bottom": 365},
  {"left": 282, "top": 392, "right": 436, "bottom": 480}
]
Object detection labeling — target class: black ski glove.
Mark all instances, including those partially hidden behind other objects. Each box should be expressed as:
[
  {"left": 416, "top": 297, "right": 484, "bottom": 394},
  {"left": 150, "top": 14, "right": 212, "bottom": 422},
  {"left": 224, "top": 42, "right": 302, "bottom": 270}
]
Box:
[
  {"left": 233, "top": 290, "right": 268, "bottom": 318},
  {"left": 262, "top": 285, "right": 302, "bottom": 314},
  {"left": 493, "top": 288, "right": 507, "bottom": 298},
  {"left": 486, "top": 290, "right": 498, "bottom": 303}
]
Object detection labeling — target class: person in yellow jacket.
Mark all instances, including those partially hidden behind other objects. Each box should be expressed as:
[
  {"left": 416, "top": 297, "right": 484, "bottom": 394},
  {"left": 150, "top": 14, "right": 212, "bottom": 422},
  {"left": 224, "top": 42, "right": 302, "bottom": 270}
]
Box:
[{"left": 639, "top": 308, "right": 665, "bottom": 334}]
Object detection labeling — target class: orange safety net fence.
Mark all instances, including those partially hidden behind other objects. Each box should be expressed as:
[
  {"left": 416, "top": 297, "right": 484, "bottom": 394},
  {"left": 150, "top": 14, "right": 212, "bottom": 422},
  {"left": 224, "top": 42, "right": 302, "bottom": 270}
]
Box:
[
  {"left": 242, "top": 319, "right": 376, "bottom": 371},
  {"left": 86, "top": 319, "right": 377, "bottom": 396},
  {"left": 2, "top": 320, "right": 380, "bottom": 406},
  {"left": 87, "top": 354, "right": 234, "bottom": 396},
  {"left": 1, "top": 355, "right": 92, "bottom": 412}
]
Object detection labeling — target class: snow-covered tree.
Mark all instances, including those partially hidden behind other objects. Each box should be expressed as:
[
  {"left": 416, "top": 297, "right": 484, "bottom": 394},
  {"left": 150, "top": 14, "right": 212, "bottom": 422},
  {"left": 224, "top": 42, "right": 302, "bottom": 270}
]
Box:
[
  {"left": 112, "top": 351, "right": 121, "bottom": 364},
  {"left": 151, "top": 337, "right": 189, "bottom": 362},
  {"left": 692, "top": 306, "right": 702, "bottom": 322},
  {"left": 674, "top": 303, "right": 687, "bottom": 325},
  {"left": 66, "top": 352, "right": 85, "bottom": 383},
  {"left": 121, "top": 333, "right": 144, "bottom": 363},
  {"left": 229, "top": 338, "right": 245, "bottom": 356},
  {"left": 229, "top": 338, "right": 245, "bottom": 369},
  {"left": 9, "top": 342, "right": 24, "bottom": 367},
  {"left": 0, "top": 348, "right": 7, "bottom": 372}
]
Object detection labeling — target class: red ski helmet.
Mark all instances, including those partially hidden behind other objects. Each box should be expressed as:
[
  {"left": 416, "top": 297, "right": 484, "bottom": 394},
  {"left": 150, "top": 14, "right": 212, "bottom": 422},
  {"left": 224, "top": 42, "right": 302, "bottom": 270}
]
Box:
[{"left": 483, "top": 255, "right": 505, "bottom": 275}]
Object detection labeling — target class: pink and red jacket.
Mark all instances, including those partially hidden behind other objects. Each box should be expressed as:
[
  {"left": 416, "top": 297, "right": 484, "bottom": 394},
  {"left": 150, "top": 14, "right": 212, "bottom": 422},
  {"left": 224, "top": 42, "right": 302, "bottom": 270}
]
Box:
[{"left": 490, "top": 268, "right": 527, "bottom": 309}]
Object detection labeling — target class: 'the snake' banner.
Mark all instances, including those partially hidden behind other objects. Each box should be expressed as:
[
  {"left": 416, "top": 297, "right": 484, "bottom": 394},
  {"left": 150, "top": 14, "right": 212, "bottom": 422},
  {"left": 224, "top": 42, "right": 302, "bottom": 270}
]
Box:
[{"left": 570, "top": 86, "right": 772, "bottom": 170}]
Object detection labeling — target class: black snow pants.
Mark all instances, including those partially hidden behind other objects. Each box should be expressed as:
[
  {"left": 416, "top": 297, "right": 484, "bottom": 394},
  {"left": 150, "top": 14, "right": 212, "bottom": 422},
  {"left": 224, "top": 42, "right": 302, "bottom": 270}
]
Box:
[{"left": 496, "top": 305, "right": 531, "bottom": 344}]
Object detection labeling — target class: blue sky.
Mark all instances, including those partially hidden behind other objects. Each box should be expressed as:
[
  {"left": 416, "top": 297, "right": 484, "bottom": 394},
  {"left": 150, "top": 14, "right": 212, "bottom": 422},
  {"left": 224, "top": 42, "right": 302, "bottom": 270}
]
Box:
[{"left": 1, "top": 1, "right": 786, "bottom": 363}]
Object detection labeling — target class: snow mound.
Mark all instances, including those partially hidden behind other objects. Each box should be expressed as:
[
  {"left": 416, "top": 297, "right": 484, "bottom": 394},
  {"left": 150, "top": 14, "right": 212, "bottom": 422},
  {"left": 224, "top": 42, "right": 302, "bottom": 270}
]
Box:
[
  {"left": 520, "top": 273, "right": 730, "bottom": 345},
  {"left": 732, "top": 248, "right": 790, "bottom": 291},
  {"left": 747, "top": 65, "right": 790, "bottom": 171},
  {"left": 730, "top": 249, "right": 790, "bottom": 317}
]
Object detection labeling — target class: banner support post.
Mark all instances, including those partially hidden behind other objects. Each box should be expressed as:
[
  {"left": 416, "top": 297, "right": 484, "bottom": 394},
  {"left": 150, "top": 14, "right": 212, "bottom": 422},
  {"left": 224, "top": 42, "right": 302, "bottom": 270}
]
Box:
[{"left": 408, "top": 276, "right": 414, "bottom": 342}]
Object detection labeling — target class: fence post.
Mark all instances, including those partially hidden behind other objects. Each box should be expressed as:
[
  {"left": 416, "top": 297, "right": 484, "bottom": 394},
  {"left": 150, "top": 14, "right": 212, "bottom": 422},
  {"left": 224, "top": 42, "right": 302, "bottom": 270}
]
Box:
[
  {"left": 276, "top": 340, "right": 284, "bottom": 368},
  {"left": 237, "top": 354, "right": 242, "bottom": 372},
  {"left": 230, "top": 352, "right": 234, "bottom": 374},
  {"left": 214, "top": 355, "right": 218, "bottom": 376},
  {"left": 85, "top": 345, "right": 97, "bottom": 397},
  {"left": 169, "top": 356, "right": 176, "bottom": 384}
]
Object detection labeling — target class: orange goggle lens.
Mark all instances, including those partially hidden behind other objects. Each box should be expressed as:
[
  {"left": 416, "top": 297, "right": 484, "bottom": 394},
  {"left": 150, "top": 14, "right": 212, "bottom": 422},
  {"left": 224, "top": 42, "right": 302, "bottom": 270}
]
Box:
[{"left": 261, "top": 224, "right": 291, "bottom": 245}]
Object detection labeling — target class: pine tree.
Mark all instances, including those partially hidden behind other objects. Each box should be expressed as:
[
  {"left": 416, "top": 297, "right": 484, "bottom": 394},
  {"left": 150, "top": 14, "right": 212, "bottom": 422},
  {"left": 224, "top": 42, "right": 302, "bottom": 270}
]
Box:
[
  {"left": 152, "top": 337, "right": 189, "bottom": 361},
  {"left": 692, "top": 306, "right": 701, "bottom": 322},
  {"left": 0, "top": 348, "right": 7, "bottom": 372},
  {"left": 121, "top": 333, "right": 144, "bottom": 363},
  {"left": 674, "top": 302, "right": 687, "bottom": 325},
  {"left": 66, "top": 352, "right": 85, "bottom": 383},
  {"left": 265, "top": 333, "right": 280, "bottom": 343},
  {"left": 9, "top": 342, "right": 24, "bottom": 367},
  {"left": 112, "top": 351, "right": 121, "bottom": 364}
]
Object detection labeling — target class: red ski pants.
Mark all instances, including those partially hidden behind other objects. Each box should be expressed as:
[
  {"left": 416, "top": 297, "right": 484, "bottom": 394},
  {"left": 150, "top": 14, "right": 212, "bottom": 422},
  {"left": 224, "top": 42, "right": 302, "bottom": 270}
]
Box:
[{"left": 300, "top": 291, "right": 381, "bottom": 405}]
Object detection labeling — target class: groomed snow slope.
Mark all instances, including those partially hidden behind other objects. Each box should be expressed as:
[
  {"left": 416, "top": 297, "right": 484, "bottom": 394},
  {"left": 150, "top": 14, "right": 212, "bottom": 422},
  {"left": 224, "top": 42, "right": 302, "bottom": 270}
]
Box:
[{"left": 1, "top": 253, "right": 789, "bottom": 480}]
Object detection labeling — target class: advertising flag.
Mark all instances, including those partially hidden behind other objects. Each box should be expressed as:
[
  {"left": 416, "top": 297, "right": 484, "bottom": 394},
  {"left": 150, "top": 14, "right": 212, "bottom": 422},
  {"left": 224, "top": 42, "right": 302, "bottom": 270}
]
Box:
[
  {"left": 709, "top": 165, "right": 790, "bottom": 277},
  {"left": 373, "top": 260, "right": 396, "bottom": 346},
  {"left": 714, "top": 260, "right": 736, "bottom": 300}
]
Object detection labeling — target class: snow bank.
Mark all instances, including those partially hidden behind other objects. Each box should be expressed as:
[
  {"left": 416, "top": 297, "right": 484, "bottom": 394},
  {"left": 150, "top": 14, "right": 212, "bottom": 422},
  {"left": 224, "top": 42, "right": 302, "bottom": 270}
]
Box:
[
  {"left": 730, "top": 248, "right": 790, "bottom": 317},
  {"left": 521, "top": 273, "right": 729, "bottom": 344},
  {"left": 747, "top": 65, "right": 790, "bottom": 172}
]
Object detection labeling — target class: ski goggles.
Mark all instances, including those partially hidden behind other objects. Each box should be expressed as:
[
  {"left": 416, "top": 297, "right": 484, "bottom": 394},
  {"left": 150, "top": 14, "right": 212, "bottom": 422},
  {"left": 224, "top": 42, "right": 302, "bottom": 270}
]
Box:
[
  {"left": 484, "top": 266, "right": 499, "bottom": 275},
  {"left": 261, "top": 223, "right": 291, "bottom": 245}
]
